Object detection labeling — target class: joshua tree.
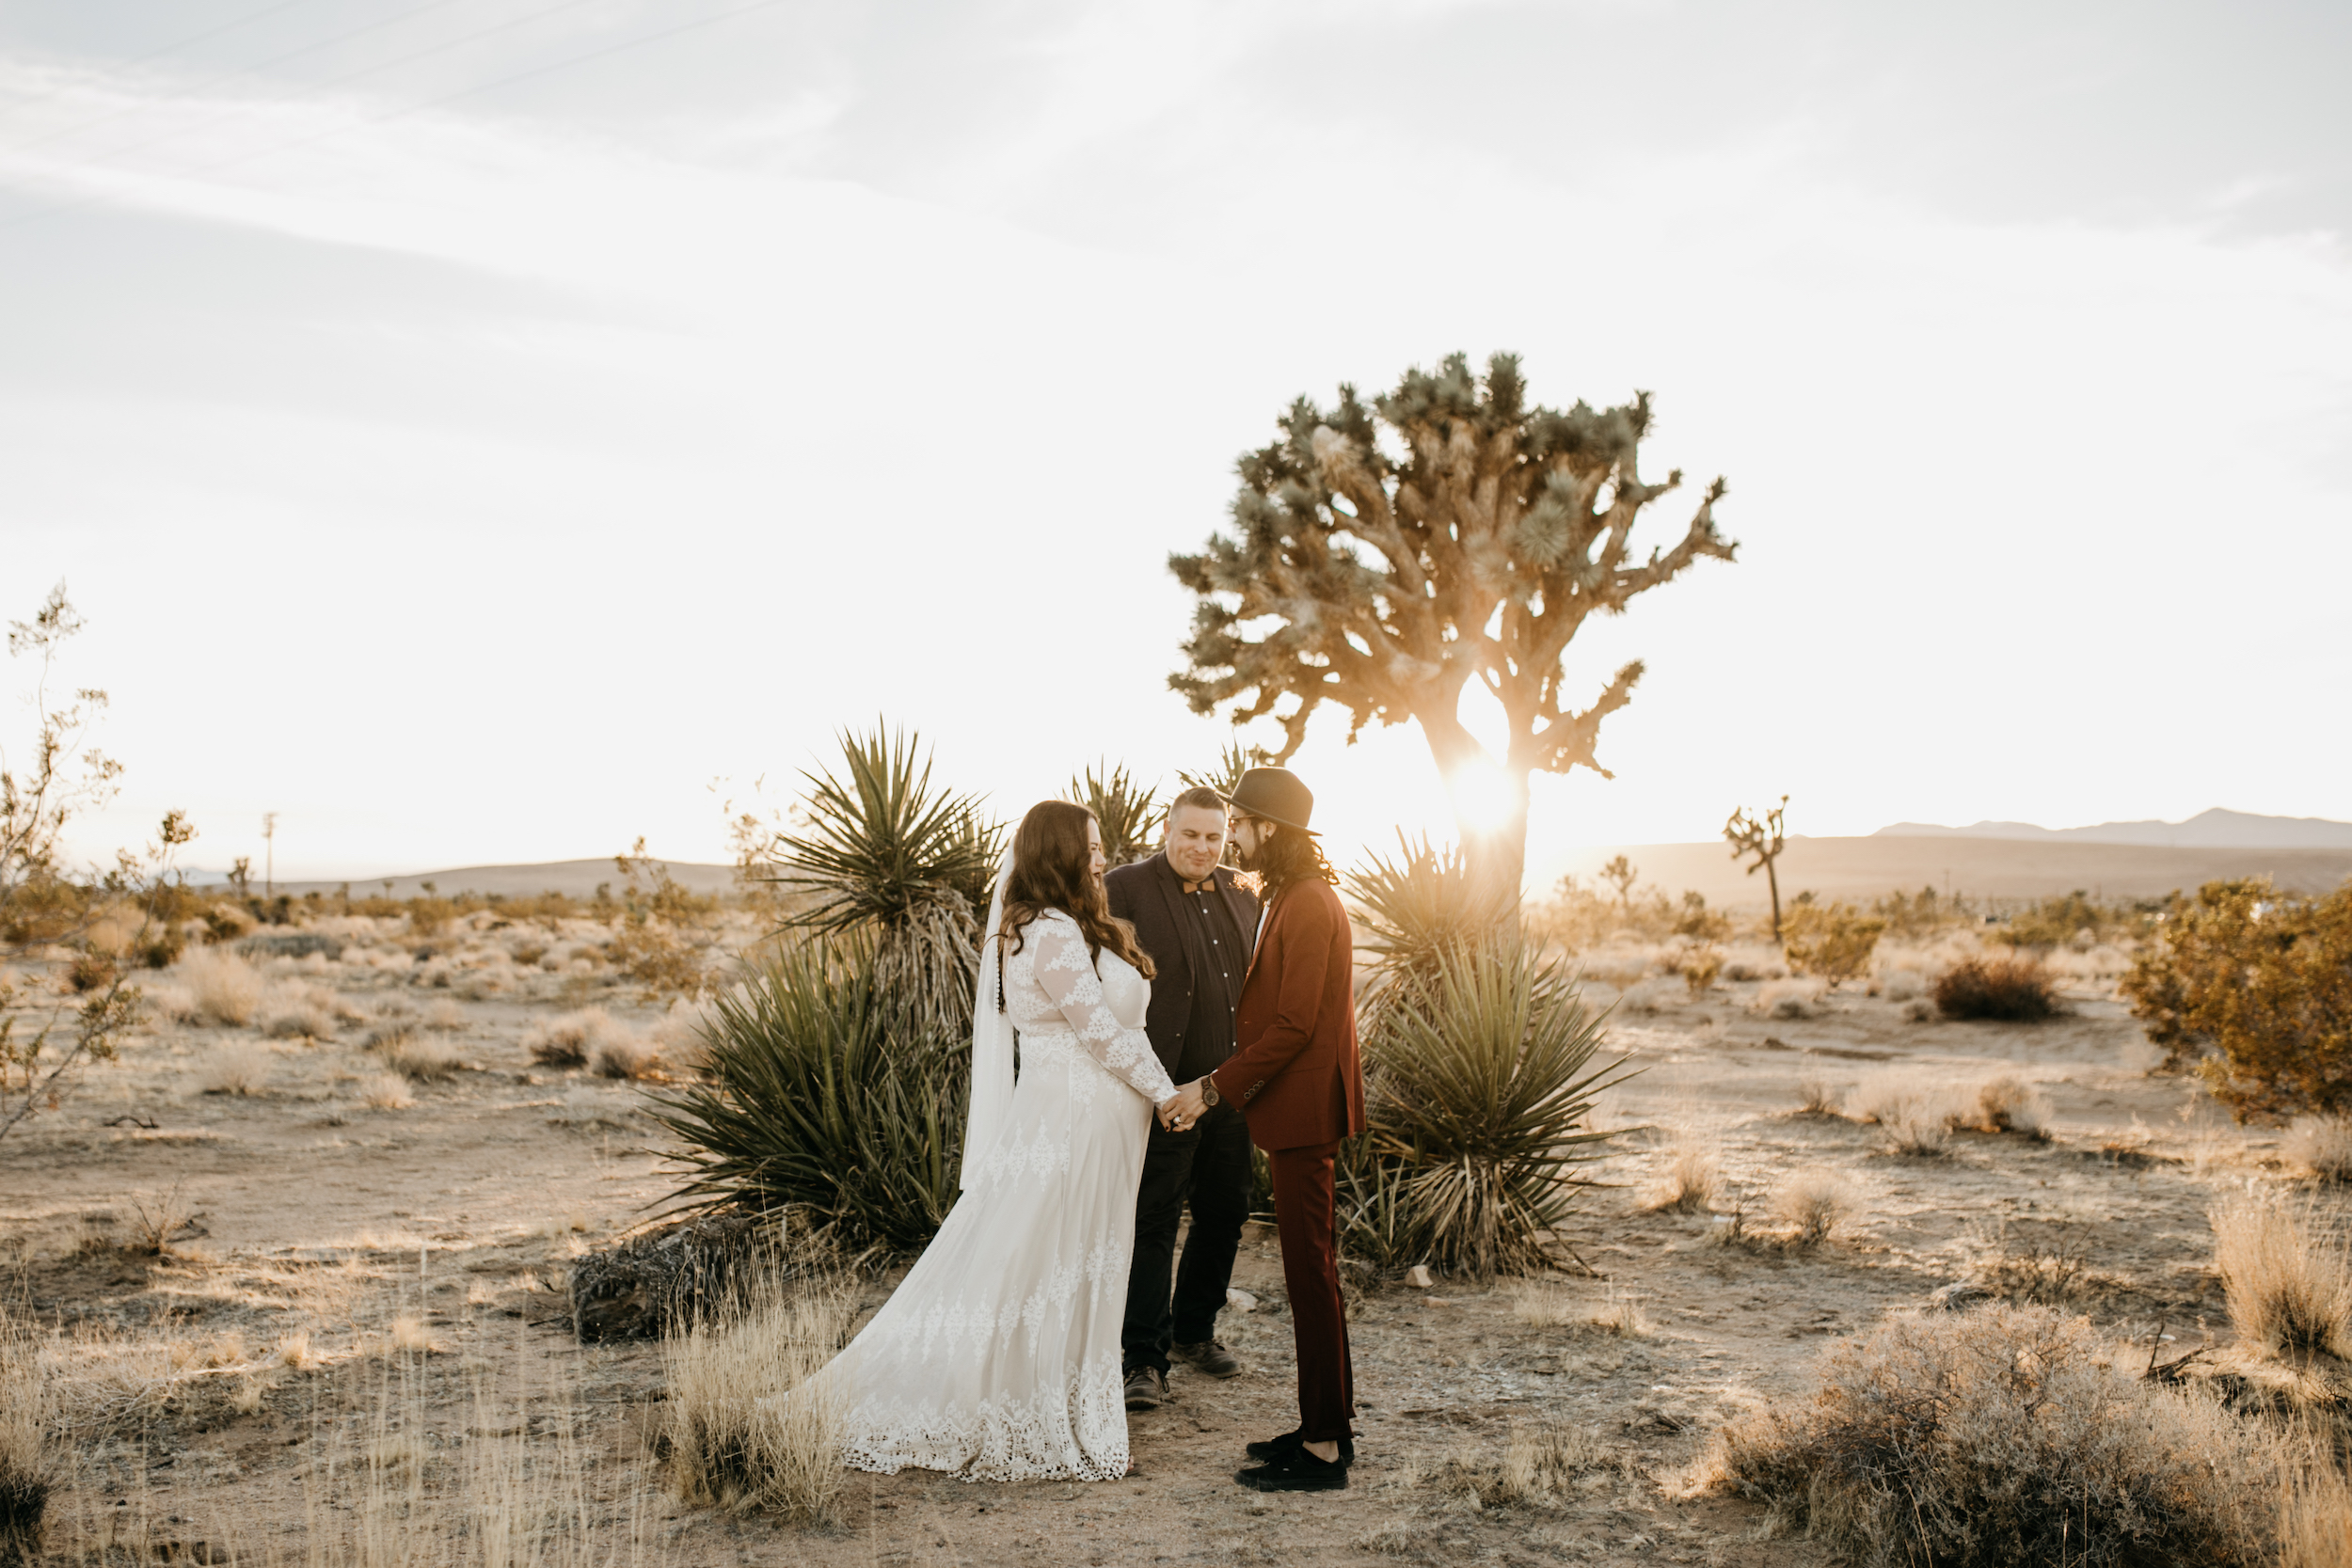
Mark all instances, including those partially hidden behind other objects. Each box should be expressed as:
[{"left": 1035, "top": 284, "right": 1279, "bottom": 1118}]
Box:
[
  {"left": 1170, "top": 353, "right": 1734, "bottom": 899},
  {"left": 1599, "top": 855, "right": 1639, "bottom": 918},
  {"left": 1725, "top": 796, "right": 1789, "bottom": 942}
]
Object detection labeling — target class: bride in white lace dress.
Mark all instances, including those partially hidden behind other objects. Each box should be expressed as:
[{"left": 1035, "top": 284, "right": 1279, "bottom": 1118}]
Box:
[{"left": 806, "top": 800, "right": 1181, "bottom": 1481}]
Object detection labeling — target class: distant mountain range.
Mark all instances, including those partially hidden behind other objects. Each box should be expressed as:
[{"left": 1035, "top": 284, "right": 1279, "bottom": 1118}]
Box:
[{"left": 1873, "top": 808, "right": 2352, "bottom": 849}]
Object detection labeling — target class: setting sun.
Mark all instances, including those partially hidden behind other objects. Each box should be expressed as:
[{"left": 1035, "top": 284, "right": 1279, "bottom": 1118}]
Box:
[{"left": 1448, "top": 760, "right": 1518, "bottom": 836}]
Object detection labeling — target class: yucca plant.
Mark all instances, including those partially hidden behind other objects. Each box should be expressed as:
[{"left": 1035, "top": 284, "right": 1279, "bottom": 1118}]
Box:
[
  {"left": 1352, "top": 942, "right": 1630, "bottom": 1278},
  {"left": 765, "top": 725, "right": 1001, "bottom": 1041},
  {"left": 1066, "top": 762, "right": 1161, "bottom": 867},
  {"left": 1344, "top": 834, "right": 1515, "bottom": 999},
  {"left": 649, "top": 937, "right": 962, "bottom": 1256},
  {"left": 1175, "top": 740, "right": 1261, "bottom": 801}
]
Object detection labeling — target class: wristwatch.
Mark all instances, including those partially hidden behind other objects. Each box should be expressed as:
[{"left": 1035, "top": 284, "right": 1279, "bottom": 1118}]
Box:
[{"left": 1199, "top": 1076, "right": 1220, "bottom": 1108}]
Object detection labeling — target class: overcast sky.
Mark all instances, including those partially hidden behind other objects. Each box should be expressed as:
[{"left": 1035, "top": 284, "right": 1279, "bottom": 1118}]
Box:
[{"left": 4, "top": 0, "right": 2347, "bottom": 886}]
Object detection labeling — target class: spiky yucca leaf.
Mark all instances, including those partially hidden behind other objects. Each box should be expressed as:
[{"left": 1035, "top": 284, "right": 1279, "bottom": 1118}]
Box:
[
  {"left": 770, "top": 724, "right": 999, "bottom": 1040},
  {"left": 1176, "top": 740, "right": 1261, "bottom": 802},
  {"left": 1351, "top": 942, "right": 1629, "bottom": 1278},
  {"left": 649, "top": 937, "right": 961, "bottom": 1256},
  {"left": 1066, "top": 762, "right": 1161, "bottom": 867},
  {"left": 1344, "top": 834, "right": 1514, "bottom": 996}
]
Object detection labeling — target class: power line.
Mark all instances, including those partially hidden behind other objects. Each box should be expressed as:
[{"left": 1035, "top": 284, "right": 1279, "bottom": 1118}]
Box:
[{"left": 0, "top": 0, "right": 796, "bottom": 236}]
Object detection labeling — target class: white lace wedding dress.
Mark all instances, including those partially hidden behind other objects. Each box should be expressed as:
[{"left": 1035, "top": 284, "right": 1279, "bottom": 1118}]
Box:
[{"left": 810, "top": 909, "right": 1177, "bottom": 1481}]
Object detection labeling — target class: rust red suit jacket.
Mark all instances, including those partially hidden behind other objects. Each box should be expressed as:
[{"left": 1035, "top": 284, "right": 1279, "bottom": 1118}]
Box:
[{"left": 1208, "top": 877, "right": 1366, "bottom": 1152}]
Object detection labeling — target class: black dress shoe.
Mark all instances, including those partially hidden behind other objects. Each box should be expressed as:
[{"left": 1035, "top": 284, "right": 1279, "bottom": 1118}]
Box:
[
  {"left": 1236, "top": 1445, "right": 1348, "bottom": 1492},
  {"left": 1244, "top": 1428, "right": 1354, "bottom": 1465},
  {"left": 1171, "top": 1338, "right": 1242, "bottom": 1378}
]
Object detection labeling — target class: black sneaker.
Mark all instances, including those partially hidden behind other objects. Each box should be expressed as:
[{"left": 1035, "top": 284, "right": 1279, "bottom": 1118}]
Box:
[
  {"left": 1236, "top": 1445, "right": 1348, "bottom": 1492},
  {"left": 1244, "top": 1428, "right": 1354, "bottom": 1465},
  {"left": 1122, "top": 1365, "right": 1166, "bottom": 1411},
  {"left": 1171, "top": 1338, "right": 1243, "bottom": 1378}
]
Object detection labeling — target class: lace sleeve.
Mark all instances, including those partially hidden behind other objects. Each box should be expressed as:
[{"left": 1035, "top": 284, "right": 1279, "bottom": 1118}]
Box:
[{"left": 1029, "top": 918, "right": 1178, "bottom": 1108}]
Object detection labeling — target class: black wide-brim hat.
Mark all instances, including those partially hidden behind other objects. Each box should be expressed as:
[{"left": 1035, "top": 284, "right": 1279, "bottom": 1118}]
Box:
[{"left": 1227, "top": 767, "right": 1317, "bottom": 835}]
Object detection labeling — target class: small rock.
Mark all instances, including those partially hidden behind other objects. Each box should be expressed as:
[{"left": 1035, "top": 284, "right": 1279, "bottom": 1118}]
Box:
[
  {"left": 1404, "top": 1265, "right": 1435, "bottom": 1289},
  {"left": 1928, "top": 1282, "right": 1992, "bottom": 1312},
  {"left": 1226, "top": 1288, "right": 1258, "bottom": 1313}
]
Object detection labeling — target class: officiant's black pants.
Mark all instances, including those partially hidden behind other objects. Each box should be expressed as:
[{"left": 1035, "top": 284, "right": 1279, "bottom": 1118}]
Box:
[{"left": 1123, "top": 1101, "right": 1253, "bottom": 1376}]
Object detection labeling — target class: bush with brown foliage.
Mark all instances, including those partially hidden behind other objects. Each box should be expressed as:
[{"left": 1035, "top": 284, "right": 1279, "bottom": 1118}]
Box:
[
  {"left": 1933, "top": 955, "right": 2061, "bottom": 1021},
  {"left": 1781, "top": 897, "right": 1886, "bottom": 983},
  {"left": 1713, "top": 1303, "right": 2280, "bottom": 1567},
  {"left": 2122, "top": 879, "right": 2352, "bottom": 1119}
]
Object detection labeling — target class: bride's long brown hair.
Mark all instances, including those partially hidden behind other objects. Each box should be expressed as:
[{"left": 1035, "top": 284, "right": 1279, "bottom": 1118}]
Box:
[{"left": 999, "top": 800, "right": 1154, "bottom": 978}]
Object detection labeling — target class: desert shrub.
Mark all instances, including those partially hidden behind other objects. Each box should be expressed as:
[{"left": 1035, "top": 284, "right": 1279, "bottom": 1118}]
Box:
[
  {"left": 1714, "top": 1303, "right": 2279, "bottom": 1566},
  {"left": 2211, "top": 1190, "right": 2352, "bottom": 1361},
  {"left": 1872, "top": 883, "right": 1976, "bottom": 939},
  {"left": 1994, "top": 890, "right": 2156, "bottom": 951},
  {"left": 0, "top": 1315, "right": 50, "bottom": 1564},
  {"left": 180, "top": 948, "right": 262, "bottom": 1026},
  {"left": 2279, "top": 1463, "right": 2352, "bottom": 1568},
  {"left": 1644, "top": 1135, "right": 1720, "bottom": 1213},
  {"left": 593, "top": 1031, "right": 663, "bottom": 1082},
  {"left": 357, "top": 1071, "right": 414, "bottom": 1110},
  {"left": 64, "top": 952, "right": 115, "bottom": 992},
  {"left": 198, "top": 1043, "right": 271, "bottom": 1096},
  {"left": 1781, "top": 897, "right": 1886, "bottom": 983},
  {"left": 651, "top": 937, "right": 964, "bottom": 1255},
  {"left": 1753, "top": 975, "right": 1824, "bottom": 1019},
  {"left": 405, "top": 896, "right": 456, "bottom": 936},
  {"left": 525, "top": 1007, "right": 618, "bottom": 1068},
  {"left": 1795, "top": 1073, "right": 1840, "bottom": 1116},
  {"left": 2286, "top": 1117, "right": 2352, "bottom": 1182},
  {"left": 1933, "top": 955, "right": 2060, "bottom": 1021},
  {"left": 1342, "top": 939, "right": 1627, "bottom": 1279},
  {"left": 1874, "top": 966, "right": 1925, "bottom": 1002},
  {"left": 1959, "top": 1072, "right": 2049, "bottom": 1137},
  {"left": 2122, "top": 879, "right": 2352, "bottom": 1119},
  {"left": 262, "top": 998, "right": 337, "bottom": 1040},
  {"left": 1883, "top": 1102, "right": 1951, "bottom": 1156},
  {"left": 366, "top": 1024, "right": 457, "bottom": 1083},
  {"left": 1974, "top": 1216, "right": 2095, "bottom": 1305},
  {"left": 1771, "top": 1170, "right": 1857, "bottom": 1244},
  {"left": 1666, "top": 943, "right": 1724, "bottom": 996},
  {"left": 660, "top": 1262, "right": 852, "bottom": 1522}
]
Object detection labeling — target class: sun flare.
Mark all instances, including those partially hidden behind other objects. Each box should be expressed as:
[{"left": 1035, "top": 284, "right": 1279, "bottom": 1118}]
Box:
[{"left": 1448, "top": 762, "right": 1518, "bottom": 836}]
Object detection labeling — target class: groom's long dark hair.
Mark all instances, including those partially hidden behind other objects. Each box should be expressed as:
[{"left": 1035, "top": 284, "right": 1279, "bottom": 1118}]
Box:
[
  {"left": 1249, "top": 822, "right": 1337, "bottom": 897},
  {"left": 1000, "top": 800, "right": 1155, "bottom": 977}
]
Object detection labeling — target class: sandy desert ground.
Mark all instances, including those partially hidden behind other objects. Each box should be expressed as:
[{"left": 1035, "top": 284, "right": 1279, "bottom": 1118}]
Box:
[{"left": 0, "top": 908, "right": 2328, "bottom": 1567}]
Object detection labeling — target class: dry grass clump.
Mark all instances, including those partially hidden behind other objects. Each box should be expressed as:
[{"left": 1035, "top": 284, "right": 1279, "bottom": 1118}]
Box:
[
  {"left": 1501, "top": 1416, "right": 1613, "bottom": 1501},
  {"left": 1712, "top": 1304, "right": 2281, "bottom": 1566},
  {"left": 654, "top": 996, "right": 720, "bottom": 1075},
  {"left": 1957, "top": 1072, "right": 2051, "bottom": 1138},
  {"left": 525, "top": 1006, "right": 621, "bottom": 1069},
  {"left": 2286, "top": 1117, "right": 2352, "bottom": 1183},
  {"left": 196, "top": 1042, "right": 272, "bottom": 1096},
  {"left": 357, "top": 1070, "right": 415, "bottom": 1111},
  {"left": 0, "top": 1316, "right": 51, "bottom": 1565},
  {"left": 1974, "top": 1216, "right": 2095, "bottom": 1305},
  {"left": 1643, "top": 1134, "right": 1720, "bottom": 1212},
  {"left": 179, "top": 948, "right": 262, "bottom": 1026},
  {"left": 1753, "top": 976, "right": 1826, "bottom": 1019},
  {"left": 593, "top": 1029, "right": 664, "bottom": 1082},
  {"left": 144, "top": 982, "right": 199, "bottom": 1023},
  {"left": 1511, "top": 1277, "right": 1650, "bottom": 1338},
  {"left": 2211, "top": 1190, "right": 2352, "bottom": 1362},
  {"left": 1933, "top": 955, "right": 2062, "bottom": 1021},
  {"left": 2279, "top": 1463, "right": 2352, "bottom": 1568},
  {"left": 365, "top": 1023, "right": 458, "bottom": 1082},
  {"left": 661, "top": 1266, "right": 853, "bottom": 1522},
  {"left": 1794, "top": 1074, "right": 1841, "bottom": 1117},
  {"left": 1770, "top": 1170, "right": 1859, "bottom": 1245},
  {"left": 1873, "top": 966, "right": 1926, "bottom": 1002},
  {"left": 421, "top": 999, "right": 468, "bottom": 1033}
]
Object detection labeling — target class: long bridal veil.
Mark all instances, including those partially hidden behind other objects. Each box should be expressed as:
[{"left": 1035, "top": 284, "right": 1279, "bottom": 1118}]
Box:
[{"left": 959, "top": 857, "right": 1015, "bottom": 1191}]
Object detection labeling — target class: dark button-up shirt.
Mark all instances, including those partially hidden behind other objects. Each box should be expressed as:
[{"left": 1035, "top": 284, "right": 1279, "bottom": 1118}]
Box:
[{"left": 1175, "top": 874, "right": 1248, "bottom": 1082}]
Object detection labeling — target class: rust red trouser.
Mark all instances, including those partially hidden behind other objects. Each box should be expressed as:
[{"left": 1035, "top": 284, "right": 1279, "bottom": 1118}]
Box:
[{"left": 1268, "top": 1139, "right": 1355, "bottom": 1444}]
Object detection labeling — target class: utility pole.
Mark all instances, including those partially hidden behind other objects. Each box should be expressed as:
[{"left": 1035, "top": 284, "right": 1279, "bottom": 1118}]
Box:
[{"left": 262, "top": 813, "right": 278, "bottom": 898}]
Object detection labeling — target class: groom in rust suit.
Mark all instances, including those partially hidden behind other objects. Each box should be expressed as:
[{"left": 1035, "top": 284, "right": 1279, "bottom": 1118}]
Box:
[{"left": 1162, "top": 767, "right": 1364, "bottom": 1493}]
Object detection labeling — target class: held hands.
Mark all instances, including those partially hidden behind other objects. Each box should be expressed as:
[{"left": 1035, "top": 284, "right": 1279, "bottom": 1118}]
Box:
[{"left": 1159, "top": 1078, "right": 1213, "bottom": 1132}]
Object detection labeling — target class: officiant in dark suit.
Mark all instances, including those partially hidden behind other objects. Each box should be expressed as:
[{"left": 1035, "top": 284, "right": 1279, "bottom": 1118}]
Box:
[{"left": 1105, "top": 784, "right": 1261, "bottom": 1412}]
